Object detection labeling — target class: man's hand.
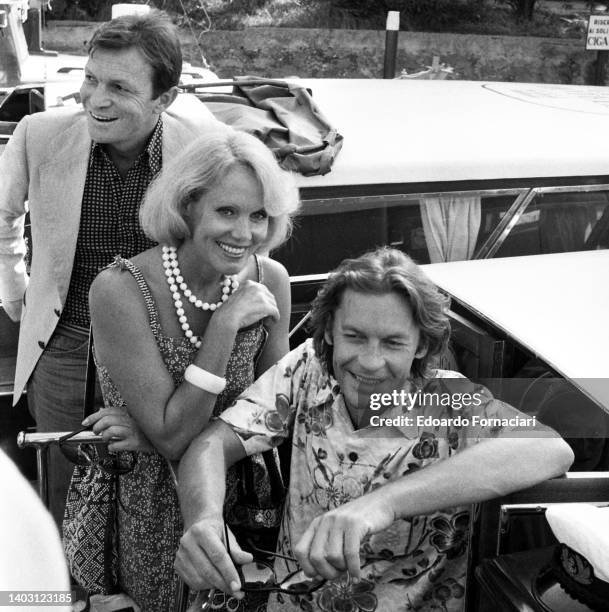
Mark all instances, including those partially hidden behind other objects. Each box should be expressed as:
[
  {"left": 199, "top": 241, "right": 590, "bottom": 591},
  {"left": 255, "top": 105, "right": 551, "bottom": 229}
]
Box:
[
  {"left": 175, "top": 517, "right": 253, "bottom": 597},
  {"left": 294, "top": 492, "right": 395, "bottom": 582},
  {"left": 2, "top": 298, "right": 23, "bottom": 322},
  {"left": 82, "top": 408, "right": 154, "bottom": 453}
]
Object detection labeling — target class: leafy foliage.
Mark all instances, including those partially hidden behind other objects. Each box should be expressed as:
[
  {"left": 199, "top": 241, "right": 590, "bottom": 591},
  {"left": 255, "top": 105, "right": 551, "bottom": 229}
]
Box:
[
  {"left": 500, "top": 0, "right": 539, "bottom": 21},
  {"left": 315, "top": 0, "right": 487, "bottom": 29},
  {"left": 44, "top": 0, "right": 570, "bottom": 36},
  {"left": 47, "top": 0, "right": 115, "bottom": 20}
]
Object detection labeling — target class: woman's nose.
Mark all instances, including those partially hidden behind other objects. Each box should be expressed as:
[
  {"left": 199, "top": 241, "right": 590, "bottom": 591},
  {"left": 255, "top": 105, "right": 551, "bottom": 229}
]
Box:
[{"left": 231, "top": 218, "right": 253, "bottom": 241}]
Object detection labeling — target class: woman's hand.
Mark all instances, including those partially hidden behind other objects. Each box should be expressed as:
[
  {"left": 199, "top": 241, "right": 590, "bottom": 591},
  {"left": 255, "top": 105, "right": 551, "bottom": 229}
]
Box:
[
  {"left": 213, "top": 280, "right": 280, "bottom": 332},
  {"left": 175, "top": 516, "right": 252, "bottom": 597},
  {"left": 294, "top": 492, "right": 396, "bottom": 581},
  {"left": 82, "top": 407, "right": 155, "bottom": 453}
]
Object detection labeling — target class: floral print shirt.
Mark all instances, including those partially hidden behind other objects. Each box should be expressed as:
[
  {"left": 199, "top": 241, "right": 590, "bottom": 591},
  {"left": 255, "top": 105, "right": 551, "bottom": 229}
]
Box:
[{"left": 219, "top": 339, "right": 551, "bottom": 612}]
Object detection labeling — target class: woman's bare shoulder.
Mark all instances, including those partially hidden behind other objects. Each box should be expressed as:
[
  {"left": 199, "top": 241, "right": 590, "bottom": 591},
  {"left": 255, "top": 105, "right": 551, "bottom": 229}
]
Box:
[{"left": 256, "top": 255, "right": 290, "bottom": 290}]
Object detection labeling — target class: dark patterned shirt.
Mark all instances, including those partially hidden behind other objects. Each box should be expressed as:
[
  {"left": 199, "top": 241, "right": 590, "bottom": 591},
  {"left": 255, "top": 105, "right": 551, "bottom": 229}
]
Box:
[{"left": 60, "top": 120, "right": 162, "bottom": 327}]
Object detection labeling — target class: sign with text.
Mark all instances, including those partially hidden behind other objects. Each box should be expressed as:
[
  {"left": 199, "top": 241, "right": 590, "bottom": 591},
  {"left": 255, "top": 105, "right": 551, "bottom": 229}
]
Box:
[{"left": 587, "top": 14, "right": 609, "bottom": 50}]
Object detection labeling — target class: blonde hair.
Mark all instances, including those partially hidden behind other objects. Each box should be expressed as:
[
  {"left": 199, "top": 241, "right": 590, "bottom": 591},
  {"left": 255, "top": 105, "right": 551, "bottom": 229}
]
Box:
[{"left": 141, "top": 126, "right": 300, "bottom": 252}]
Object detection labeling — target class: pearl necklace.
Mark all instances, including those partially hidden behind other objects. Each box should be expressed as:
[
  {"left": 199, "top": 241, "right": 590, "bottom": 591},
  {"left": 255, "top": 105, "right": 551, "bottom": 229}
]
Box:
[{"left": 162, "top": 245, "right": 239, "bottom": 349}]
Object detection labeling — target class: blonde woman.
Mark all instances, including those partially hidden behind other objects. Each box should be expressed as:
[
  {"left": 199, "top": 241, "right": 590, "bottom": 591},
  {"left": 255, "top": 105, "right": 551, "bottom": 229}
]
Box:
[{"left": 84, "top": 127, "right": 299, "bottom": 610}]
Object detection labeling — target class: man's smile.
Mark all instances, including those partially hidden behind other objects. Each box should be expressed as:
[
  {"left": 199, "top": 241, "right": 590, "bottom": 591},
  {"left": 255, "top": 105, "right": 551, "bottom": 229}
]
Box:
[
  {"left": 349, "top": 372, "right": 385, "bottom": 386},
  {"left": 89, "top": 112, "right": 118, "bottom": 123}
]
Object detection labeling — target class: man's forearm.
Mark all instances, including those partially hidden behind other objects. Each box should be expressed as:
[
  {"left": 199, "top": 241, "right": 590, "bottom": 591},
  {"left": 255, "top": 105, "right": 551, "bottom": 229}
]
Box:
[
  {"left": 374, "top": 437, "right": 574, "bottom": 522},
  {"left": 177, "top": 420, "right": 246, "bottom": 528}
]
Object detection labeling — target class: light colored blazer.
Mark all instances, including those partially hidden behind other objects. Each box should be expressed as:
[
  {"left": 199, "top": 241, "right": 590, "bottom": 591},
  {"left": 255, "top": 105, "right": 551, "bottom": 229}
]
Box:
[{"left": 0, "top": 95, "right": 220, "bottom": 403}]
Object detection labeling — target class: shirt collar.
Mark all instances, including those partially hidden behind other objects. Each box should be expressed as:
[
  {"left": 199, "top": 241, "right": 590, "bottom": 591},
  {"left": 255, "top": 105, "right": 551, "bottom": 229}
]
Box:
[{"left": 88, "top": 117, "right": 163, "bottom": 174}]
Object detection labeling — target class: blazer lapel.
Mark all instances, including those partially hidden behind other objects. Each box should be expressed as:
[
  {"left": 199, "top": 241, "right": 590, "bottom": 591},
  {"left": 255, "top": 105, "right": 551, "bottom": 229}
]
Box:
[
  {"left": 162, "top": 113, "right": 188, "bottom": 160},
  {"left": 37, "top": 116, "right": 91, "bottom": 299}
]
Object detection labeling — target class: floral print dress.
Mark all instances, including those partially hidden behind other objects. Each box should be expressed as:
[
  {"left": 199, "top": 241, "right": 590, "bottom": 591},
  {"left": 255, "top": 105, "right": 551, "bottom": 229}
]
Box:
[
  {"left": 95, "top": 256, "right": 275, "bottom": 612},
  {"left": 219, "top": 338, "right": 552, "bottom": 612}
]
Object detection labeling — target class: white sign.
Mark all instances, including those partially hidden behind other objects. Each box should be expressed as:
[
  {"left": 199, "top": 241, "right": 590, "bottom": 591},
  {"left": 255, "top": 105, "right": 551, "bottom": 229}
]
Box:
[
  {"left": 111, "top": 4, "right": 151, "bottom": 19},
  {"left": 587, "top": 14, "right": 609, "bottom": 50}
]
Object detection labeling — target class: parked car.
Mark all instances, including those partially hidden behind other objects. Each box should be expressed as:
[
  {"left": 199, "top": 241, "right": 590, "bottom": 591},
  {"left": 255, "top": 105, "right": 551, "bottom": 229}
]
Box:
[
  {"left": 422, "top": 249, "right": 609, "bottom": 611},
  {"left": 3, "top": 75, "right": 609, "bottom": 447},
  {"left": 290, "top": 249, "right": 609, "bottom": 611},
  {"left": 265, "top": 78, "right": 609, "bottom": 334}
]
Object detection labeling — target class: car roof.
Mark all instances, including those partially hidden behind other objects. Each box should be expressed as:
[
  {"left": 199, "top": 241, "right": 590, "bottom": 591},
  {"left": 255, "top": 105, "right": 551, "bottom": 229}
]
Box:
[
  {"left": 294, "top": 79, "right": 609, "bottom": 189},
  {"left": 421, "top": 250, "right": 609, "bottom": 410},
  {"left": 40, "top": 78, "right": 609, "bottom": 189},
  {"left": 18, "top": 52, "right": 89, "bottom": 84}
]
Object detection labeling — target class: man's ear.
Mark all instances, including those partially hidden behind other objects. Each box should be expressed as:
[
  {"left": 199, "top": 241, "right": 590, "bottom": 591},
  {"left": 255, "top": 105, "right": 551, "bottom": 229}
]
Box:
[
  {"left": 154, "top": 86, "right": 179, "bottom": 114},
  {"left": 415, "top": 339, "right": 428, "bottom": 359},
  {"left": 324, "top": 328, "right": 333, "bottom": 346}
]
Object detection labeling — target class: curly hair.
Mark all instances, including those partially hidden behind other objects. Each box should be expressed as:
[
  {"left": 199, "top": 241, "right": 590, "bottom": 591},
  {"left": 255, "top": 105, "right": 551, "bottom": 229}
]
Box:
[{"left": 310, "top": 247, "right": 450, "bottom": 379}]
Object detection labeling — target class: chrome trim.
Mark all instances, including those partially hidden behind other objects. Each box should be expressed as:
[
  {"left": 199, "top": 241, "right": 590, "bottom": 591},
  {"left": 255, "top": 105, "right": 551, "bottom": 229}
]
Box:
[
  {"left": 17, "top": 430, "right": 105, "bottom": 448},
  {"left": 501, "top": 501, "right": 609, "bottom": 511},
  {"left": 290, "top": 272, "right": 329, "bottom": 285},
  {"left": 475, "top": 183, "right": 609, "bottom": 259},
  {"left": 289, "top": 274, "right": 327, "bottom": 337},
  {"left": 300, "top": 188, "right": 527, "bottom": 215},
  {"left": 532, "top": 184, "right": 609, "bottom": 195},
  {"left": 36, "top": 446, "right": 49, "bottom": 507},
  {"left": 18, "top": 430, "right": 107, "bottom": 505},
  {"left": 289, "top": 311, "right": 311, "bottom": 339},
  {"left": 474, "top": 189, "right": 536, "bottom": 259}
]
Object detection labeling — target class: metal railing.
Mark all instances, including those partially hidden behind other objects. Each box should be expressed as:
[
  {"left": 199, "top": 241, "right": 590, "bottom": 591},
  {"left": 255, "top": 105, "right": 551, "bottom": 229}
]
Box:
[{"left": 17, "top": 430, "right": 106, "bottom": 507}]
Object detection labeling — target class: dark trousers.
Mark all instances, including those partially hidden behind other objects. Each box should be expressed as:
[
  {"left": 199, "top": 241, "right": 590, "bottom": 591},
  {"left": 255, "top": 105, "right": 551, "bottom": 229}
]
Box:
[{"left": 27, "top": 324, "right": 102, "bottom": 526}]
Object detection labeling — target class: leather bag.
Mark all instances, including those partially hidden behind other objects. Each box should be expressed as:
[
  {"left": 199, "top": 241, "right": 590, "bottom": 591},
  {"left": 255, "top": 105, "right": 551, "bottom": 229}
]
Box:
[
  {"left": 227, "top": 449, "right": 286, "bottom": 555},
  {"left": 62, "top": 457, "right": 119, "bottom": 595},
  {"left": 185, "top": 78, "right": 344, "bottom": 176},
  {"left": 62, "top": 330, "right": 123, "bottom": 595}
]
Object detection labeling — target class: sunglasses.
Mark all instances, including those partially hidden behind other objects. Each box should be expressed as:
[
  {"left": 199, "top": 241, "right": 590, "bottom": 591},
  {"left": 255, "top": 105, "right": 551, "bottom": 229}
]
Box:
[
  {"left": 192, "top": 525, "right": 386, "bottom": 610},
  {"left": 225, "top": 523, "right": 325, "bottom": 595},
  {"left": 58, "top": 427, "right": 135, "bottom": 476}
]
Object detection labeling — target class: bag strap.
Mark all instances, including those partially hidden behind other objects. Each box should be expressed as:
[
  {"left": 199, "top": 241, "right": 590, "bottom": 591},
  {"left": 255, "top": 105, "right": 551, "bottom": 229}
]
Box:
[
  {"left": 83, "top": 326, "right": 97, "bottom": 420},
  {"left": 181, "top": 78, "right": 313, "bottom": 97},
  {"left": 262, "top": 449, "right": 286, "bottom": 505},
  {"left": 182, "top": 78, "right": 294, "bottom": 91},
  {"left": 239, "top": 449, "right": 286, "bottom": 507}
]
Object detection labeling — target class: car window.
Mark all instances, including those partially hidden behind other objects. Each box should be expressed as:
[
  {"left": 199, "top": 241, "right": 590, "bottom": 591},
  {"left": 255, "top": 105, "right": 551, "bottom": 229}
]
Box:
[
  {"left": 275, "top": 190, "right": 524, "bottom": 274},
  {"left": 493, "top": 187, "right": 609, "bottom": 257},
  {"left": 445, "top": 300, "right": 609, "bottom": 472},
  {"left": 275, "top": 186, "right": 609, "bottom": 275}
]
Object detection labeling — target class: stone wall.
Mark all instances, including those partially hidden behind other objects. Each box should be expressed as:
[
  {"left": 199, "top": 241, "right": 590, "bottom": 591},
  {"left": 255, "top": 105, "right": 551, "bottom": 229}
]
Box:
[{"left": 42, "top": 21, "right": 599, "bottom": 84}]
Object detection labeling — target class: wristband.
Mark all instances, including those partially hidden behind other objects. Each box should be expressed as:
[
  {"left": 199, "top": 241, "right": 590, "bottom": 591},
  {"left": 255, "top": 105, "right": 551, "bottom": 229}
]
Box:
[{"left": 184, "top": 364, "right": 226, "bottom": 395}]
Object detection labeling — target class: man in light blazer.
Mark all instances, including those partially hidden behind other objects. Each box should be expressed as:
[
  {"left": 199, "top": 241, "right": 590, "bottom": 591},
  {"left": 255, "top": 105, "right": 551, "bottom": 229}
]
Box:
[{"left": 0, "top": 10, "right": 219, "bottom": 524}]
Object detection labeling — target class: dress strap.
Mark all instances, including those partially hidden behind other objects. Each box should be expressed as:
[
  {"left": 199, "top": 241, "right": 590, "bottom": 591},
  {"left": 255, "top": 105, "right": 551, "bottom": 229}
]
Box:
[
  {"left": 254, "top": 253, "right": 264, "bottom": 285},
  {"left": 111, "top": 256, "right": 163, "bottom": 339}
]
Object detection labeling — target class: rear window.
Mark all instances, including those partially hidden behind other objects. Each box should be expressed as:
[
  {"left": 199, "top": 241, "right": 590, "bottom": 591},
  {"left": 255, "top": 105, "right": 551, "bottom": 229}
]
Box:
[{"left": 275, "top": 185, "right": 609, "bottom": 274}]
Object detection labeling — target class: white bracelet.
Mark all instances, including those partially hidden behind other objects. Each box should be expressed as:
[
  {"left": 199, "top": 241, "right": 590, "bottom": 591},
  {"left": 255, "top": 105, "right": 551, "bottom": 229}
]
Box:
[{"left": 184, "top": 364, "right": 226, "bottom": 395}]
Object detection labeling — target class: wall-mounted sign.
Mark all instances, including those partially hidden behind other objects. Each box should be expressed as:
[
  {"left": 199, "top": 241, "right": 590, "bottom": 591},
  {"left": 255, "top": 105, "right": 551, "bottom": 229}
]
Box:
[{"left": 587, "top": 14, "right": 609, "bottom": 50}]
